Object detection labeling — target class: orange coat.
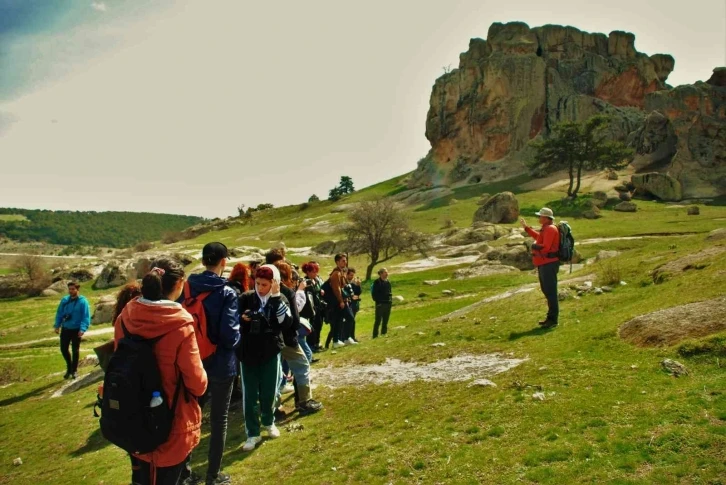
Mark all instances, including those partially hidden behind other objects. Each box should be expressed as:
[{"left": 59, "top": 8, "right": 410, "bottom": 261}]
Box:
[
  {"left": 114, "top": 298, "right": 208, "bottom": 467},
  {"left": 525, "top": 223, "right": 560, "bottom": 266}
]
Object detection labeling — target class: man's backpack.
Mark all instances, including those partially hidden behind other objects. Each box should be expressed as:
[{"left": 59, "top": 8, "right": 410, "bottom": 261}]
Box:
[
  {"left": 99, "top": 321, "right": 182, "bottom": 455},
  {"left": 320, "top": 279, "right": 338, "bottom": 306},
  {"left": 554, "top": 221, "right": 575, "bottom": 271},
  {"left": 182, "top": 282, "right": 216, "bottom": 361}
]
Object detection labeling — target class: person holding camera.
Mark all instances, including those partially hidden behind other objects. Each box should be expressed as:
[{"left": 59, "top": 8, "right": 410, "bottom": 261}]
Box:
[
  {"left": 236, "top": 264, "right": 291, "bottom": 452},
  {"left": 53, "top": 281, "right": 91, "bottom": 379},
  {"left": 300, "top": 262, "right": 326, "bottom": 352}
]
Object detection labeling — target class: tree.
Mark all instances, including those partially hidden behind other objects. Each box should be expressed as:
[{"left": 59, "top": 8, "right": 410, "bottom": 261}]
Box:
[
  {"left": 345, "top": 199, "right": 430, "bottom": 281},
  {"left": 308, "top": 194, "right": 320, "bottom": 203},
  {"left": 328, "top": 186, "right": 343, "bottom": 202},
  {"left": 530, "top": 115, "right": 634, "bottom": 197},
  {"left": 339, "top": 176, "right": 355, "bottom": 195},
  {"left": 13, "top": 254, "right": 50, "bottom": 294}
]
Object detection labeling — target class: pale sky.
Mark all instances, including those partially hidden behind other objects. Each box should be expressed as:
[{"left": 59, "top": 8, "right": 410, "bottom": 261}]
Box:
[{"left": 0, "top": 0, "right": 724, "bottom": 218}]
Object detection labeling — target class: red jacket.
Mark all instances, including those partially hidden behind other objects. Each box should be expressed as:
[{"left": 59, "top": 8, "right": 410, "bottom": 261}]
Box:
[
  {"left": 114, "top": 298, "right": 208, "bottom": 467},
  {"left": 525, "top": 223, "right": 560, "bottom": 266}
]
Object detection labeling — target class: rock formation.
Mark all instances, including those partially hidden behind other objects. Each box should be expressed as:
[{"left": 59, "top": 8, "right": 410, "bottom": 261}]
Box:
[{"left": 409, "top": 21, "right": 725, "bottom": 200}]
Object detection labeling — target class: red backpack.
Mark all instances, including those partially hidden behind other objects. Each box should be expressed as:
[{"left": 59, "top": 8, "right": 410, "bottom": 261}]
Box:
[{"left": 182, "top": 282, "right": 216, "bottom": 361}]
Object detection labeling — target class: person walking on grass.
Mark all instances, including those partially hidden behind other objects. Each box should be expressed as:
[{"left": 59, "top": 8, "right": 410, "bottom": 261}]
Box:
[
  {"left": 371, "top": 268, "right": 392, "bottom": 339},
  {"left": 182, "top": 242, "right": 240, "bottom": 485},
  {"left": 520, "top": 207, "right": 560, "bottom": 328},
  {"left": 114, "top": 259, "right": 208, "bottom": 485},
  {"left": 53, "top": 281, "right": 91, "bottom": 379}
]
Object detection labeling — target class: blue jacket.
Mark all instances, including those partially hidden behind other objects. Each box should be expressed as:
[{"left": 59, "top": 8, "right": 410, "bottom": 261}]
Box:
[
  {"left": 185, "top": 271, "right": 241, "bottom": 379},
  {"left": 54, "top": 295, "right": 91, "bottom": 333}
]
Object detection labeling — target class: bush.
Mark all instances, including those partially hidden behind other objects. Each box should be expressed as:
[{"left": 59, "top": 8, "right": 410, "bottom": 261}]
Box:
[
  {"left": 134, "top": 241, "right": 154, "bottom": 252},
  {"left": 299, "top": 202, "right": 310, "bottom": 211},
  {"left": 308, "top": 194, "right": 320, "bottom": 203},
  {"left": 596, "top": 260, "right": 621, "bottom": 287},
  {"left": 161, "top": 231, "right": 185, "bottom": 244}
]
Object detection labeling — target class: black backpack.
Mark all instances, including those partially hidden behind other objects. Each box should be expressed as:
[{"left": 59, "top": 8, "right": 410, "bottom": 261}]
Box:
[
  {"left": 320, "top": 279, "right": 338, "bottom": 306},
  {"left": 549, "top": 221, "right": 575, "bottom": 272},
  {"left": 99, "top": 321, "right": 182, "bottom": 455}
]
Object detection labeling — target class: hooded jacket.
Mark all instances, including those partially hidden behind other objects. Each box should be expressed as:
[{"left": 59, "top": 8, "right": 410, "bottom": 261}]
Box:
[
  {"left": 114, "top": 297, "right": 208, "bottom": 468},
  {"left": 54, "top": 295, "right": 91, "bottom": 332},
  {"left": 236, "top": 291, "right": 292, "bottom": 366},
  {"left": 184, "top": 271, "right": 241, "bottom": 379}
]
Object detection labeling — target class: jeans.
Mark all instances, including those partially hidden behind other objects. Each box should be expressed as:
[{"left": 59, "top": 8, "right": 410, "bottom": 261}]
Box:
[
  {"left": 280, "top": 344, "right": 313, "bottom": 403},
  {"left": 59, "top": 328, "right": 81, "bottom": 374},
  {"left": 131, "top": 455, "right": 186, "bottom": 485},
  {"left": 537, "top": 261, "right": 560, "bottom": 322},
  {"left": 241, "top": 356, "right": 280, "bottom": 438},
  {"left": 203, "top": 376, "right": 235, "bottom": 482},
  {"left": 373, "top": 303, "right": 392, "bottom": 338},
  {"left": 297, "top": 332, "right": 313, "bottom": 363}
]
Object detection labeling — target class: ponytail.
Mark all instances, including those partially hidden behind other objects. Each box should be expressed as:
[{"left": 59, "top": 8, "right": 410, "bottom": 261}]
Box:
[{"left": 141, "top": 258, "right": 185, "bottom": 301}]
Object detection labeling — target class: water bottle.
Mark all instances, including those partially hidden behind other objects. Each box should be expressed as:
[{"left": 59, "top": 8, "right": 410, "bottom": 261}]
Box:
[{"left": 150, "top": 391, "right": 163, "bottom": 408}]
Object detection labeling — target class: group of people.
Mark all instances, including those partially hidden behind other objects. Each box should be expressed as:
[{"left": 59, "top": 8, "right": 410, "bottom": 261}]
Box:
[{"left": 53, "top": 241, "right": 396, "bottom": 485}]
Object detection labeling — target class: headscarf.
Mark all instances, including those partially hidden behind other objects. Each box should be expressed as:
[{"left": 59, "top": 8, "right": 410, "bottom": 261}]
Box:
[{"left": 256, "top": 264, "right": 281, "bottom": 309}]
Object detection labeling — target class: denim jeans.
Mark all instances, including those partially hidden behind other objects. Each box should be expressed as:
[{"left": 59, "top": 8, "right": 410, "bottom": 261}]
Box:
[
  {"left": 195, "top": 376, "right": 235, "bottom": 482},
  {"left": 297, "top": 329, "right": 313, "bottom": 363}
]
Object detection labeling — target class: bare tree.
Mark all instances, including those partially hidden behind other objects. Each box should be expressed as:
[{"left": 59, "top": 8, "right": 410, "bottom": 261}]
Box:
[
  {"left": 345, "top": 199, "right": 430, "bottom": 281},
  {"left": 12, "top": 254, "right": 50, "bottom": 294}
]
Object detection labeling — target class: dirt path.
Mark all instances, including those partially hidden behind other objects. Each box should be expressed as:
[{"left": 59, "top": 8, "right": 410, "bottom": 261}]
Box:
[
  {"left": 0, "top": 326, "right": 114, "bottom": 350},
  {"left": 436, "top": 274, "right": 595, "bottom": 321}
]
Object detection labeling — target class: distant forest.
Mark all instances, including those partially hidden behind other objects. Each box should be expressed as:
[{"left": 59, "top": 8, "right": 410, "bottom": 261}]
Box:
[{"left": 0, "top": 208, "right": 205, "bottom": 248}]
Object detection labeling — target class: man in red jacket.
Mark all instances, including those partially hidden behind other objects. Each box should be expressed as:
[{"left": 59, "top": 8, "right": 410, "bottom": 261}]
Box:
[{"left": 520, "top": 207, "right": 560, "bottom": 328}]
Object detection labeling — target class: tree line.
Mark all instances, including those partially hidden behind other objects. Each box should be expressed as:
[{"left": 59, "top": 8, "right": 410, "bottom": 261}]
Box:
[{"left": 0, "top": 208, "right": 204, "bottom": 248}]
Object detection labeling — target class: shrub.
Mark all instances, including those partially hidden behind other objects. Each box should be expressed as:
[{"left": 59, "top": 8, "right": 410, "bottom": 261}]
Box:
[
  {"left": 134, "top": 241, "right": 154, "bottom": 252},
  {"left": 161, "top": 231, "right": 185, "bottom": 244},
  {"left": 596, "top": 260, "right": 621, "bottom": 287}
]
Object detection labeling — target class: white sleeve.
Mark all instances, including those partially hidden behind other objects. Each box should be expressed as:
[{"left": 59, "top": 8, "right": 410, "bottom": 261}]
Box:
[{"left": 295, "top": 290, "right": 306, "bottom": 313}]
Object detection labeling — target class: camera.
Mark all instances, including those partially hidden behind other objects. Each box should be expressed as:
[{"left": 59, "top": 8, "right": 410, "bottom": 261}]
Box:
[
  {"left": 246, "top": 310, "right": 270, "bottom": 335},
  {"left": 61, "top": 314, "right": 72, "bottom": 324}
]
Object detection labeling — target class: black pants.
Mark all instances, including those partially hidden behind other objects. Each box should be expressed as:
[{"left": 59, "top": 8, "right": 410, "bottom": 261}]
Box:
[
  {"left": 326, "top": 306, "right": 352, "bottom": 345},
  {"left": 59, "top": 328, "right": 81, "bottom": 374},
  {"left": 183, "top": 376, "right": 235, "bottom": 482},
  {"left": 131, "top": 455, "right": 186, "bottom": 485},
  {"left": 308, "top": 312, "right": 324, "bottom": 349},
  {"left": 344, "top": 305, "right": 356, "bottom": 340},
  {"left": 373, "top": 303, "right": 392, "bottom": 338},
  {"left": 537, "top": 261, "right": 560, "bottom": 322}
]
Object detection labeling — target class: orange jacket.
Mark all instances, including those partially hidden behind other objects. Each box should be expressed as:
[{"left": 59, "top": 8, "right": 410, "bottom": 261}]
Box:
[
  {"left": 525, "top": 223, "right": 560, "bottom": 266},
  {"left": 114, "top": 298, "right": 208, "bottom": 467}
]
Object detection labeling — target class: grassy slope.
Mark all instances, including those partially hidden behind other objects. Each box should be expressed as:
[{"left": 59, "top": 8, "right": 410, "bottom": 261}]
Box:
[{"left": 1, "top": 173, "right": 726, "bottom": 484}]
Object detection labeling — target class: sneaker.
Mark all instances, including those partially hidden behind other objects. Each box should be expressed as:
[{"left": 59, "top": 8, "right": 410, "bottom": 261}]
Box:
[
  {"left": 539, "top": 319, "right": 558, "bottom": 328},
  {"left": 265, "top": 424, "right": 281, "bottom": 439},
  {"left": 311, "top": 358, "right": 320, "bottom": 364},
  {"left": 281, "top": 384, "right": 295, "bottom": 394},
  {"left": 345, "top": 338, "right": 359, "bottom": 345},
  {"left": 242, "top": 436, "right": 261, "bottom": 451},
  {"left": 332, "top": 340, "right": 346, "bottom": 348},
  {"left": 296, "top": 399, "right": 324, "bottom": 415},
  {"left": 205, "top": 472, "right": 231, "bottom": 485},
  {"left": 63, "top": 372, "right": 71, "bottom": 380}
]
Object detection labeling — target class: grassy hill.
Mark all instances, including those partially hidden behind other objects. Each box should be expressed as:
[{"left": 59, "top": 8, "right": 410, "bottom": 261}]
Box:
[
  {"left": 0, "top": 208, "right": 205, "bottom": 248},
  {"left": 1, "top": 171, "right": 725, "bottom": 484}
]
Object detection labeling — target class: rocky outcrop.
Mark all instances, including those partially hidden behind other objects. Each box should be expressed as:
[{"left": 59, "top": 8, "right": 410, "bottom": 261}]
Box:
[
  {"left": 91, "top": 295, "right": 116, "bottom": 325},
  {"left": 631, "top": 172, "right": 682, "bottom": 201},
  {"left": 413, "top": 22, "right": 673, "bottom": 188},
  {"left": 472, "top": 192, "right": 519, "bottom": 224},
  {"left": 635, "top": 68, "right": 726, "bottom": 199}
]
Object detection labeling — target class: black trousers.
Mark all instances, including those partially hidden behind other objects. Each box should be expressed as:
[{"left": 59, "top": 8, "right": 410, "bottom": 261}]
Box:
[
  {"left": 59, "top": 328, "right": 81, "bottom": 374},
  {"left": 131, "top": 455, "right": 186, "bottom": 485},
  {"left": 326, "top": 306, "right": 352, "bottom": 346},
  {"left": 373, "top": 303, "right": 392, "bottom": 338},
  {"left": 537, "top": 261, "right": 560, "bottom": 322},
  {"left": 308, "top": 312, "right": 325, "bottom": 349}
]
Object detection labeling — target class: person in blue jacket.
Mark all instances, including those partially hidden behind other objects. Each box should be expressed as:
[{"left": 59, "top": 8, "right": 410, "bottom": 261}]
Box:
[
  {"left": 53, "top": 281, "right": 91, "bottom": 379},
  {"left": 181, "top": 242, "right": 241, "bottom": 485}
]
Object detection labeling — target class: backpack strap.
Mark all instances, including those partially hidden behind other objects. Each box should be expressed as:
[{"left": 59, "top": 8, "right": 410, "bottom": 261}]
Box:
[{"left": 183, "top": 281, "right": 214, "bottom": 305}]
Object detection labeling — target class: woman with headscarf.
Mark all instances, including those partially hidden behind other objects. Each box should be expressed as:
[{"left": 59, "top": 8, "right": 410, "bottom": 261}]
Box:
[{"left": 236, "top": 264, "right": 292, "bottom": 451}]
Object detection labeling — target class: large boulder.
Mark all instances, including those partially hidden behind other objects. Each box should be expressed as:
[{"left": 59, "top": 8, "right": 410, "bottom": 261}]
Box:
[
  {"left": 94, "top": 263, "right": 134, "bottom": 290},
  {"left": 473, "top": 192, "right": 519, "bottom": 224},
  {"left": 631, "top": 173, "right": 682, "bottom": 201},
  {"left": 91, "top": 295, "right": 116, "bottom": 325},
  {"left": 614, "top": 201, "right": 637, "bottom": 212},
  {"left": 453, "top": 260, "right": 520, "bottom": 279},
  {"left": 410, "top": 22, "right": 673, "bottom": 187},
  {"left": 444, "top": 224, "right": 508, "bottom": 246},
  {"left": 481, "top": 244, "right": 533, "bottom": 270}
]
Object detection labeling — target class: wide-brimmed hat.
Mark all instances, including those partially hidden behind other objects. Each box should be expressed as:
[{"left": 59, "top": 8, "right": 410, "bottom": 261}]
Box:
[{"left": 535, "top": 207, "right": 555, "bottom": 219}]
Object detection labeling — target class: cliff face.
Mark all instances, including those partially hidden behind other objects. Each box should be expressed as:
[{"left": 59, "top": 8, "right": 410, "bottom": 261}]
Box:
[{"left": 412, "top": 22, "right": 674, "bottom": 187}]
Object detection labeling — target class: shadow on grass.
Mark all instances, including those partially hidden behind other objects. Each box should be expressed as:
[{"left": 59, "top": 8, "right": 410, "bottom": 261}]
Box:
[
  {"left": 70, "top": 427, "right": 111, "bottom": 457},
  {"left": 508, "top": 326, "right": 557, "bottom": 341},
  {"left": 0, "top": 381, "right": 57, "bottom": 407}
]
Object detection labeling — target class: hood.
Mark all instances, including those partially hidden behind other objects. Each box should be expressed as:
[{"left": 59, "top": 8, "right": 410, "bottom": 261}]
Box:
[
  {"left": 187, "top": 271, "right": 227, "bottom": 293},
  {"left": 119, "top": 297, "right": 193, "bottom": 339}
]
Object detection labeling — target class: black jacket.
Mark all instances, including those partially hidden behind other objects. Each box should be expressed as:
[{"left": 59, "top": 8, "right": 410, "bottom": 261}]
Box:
[
  {"left": 236, "top": 291, "right": 291, "bottom": 367},
  {"left": 371, "top": 278, "right": 392, "bottom": 304},
  {"left": 279, "top": 284, "right": 301, "bottom": 347}
]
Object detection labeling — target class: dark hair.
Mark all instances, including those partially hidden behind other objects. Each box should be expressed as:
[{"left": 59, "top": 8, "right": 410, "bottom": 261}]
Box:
[
  {"left": 301, "top": 262, "right": 319, "bottom": 274},
  {"left": 347, "top": 267, "right": 356, "bottom": 274},
  {"left": 265, "top": 249, "right": 285, "bottom": 264},
  {"left": 228, "top": 263, "right": 250, "bottom": 292},
  {"left": 67, "top": 281, "right": 80, "bottom": 289},
  {"left": 113, "top": 282, "right": 142, "bottom": 322},
  {"left": 273, "top": 261, "right": 294, "bottom": 288},
  {"left": 255, "top": 266, "right": 274, "bottom": 281},
  {"left": 334, "top": 253, "right": 347, "bottom": 262},
  {"left": 141, "top": 258, "right": 185, "bottom": 301}
]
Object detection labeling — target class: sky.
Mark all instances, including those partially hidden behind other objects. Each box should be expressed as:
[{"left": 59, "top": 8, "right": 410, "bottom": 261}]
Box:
[{"left": 0, "top": 0, "right": 724, "bottom": 219}]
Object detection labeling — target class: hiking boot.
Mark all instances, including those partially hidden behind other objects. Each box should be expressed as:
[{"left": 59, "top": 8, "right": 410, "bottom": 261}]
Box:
[
  {"left": 181, "top": 471, "right": 203, "bottom": 485},
  {"left": 241, "top": 436, "right": 261, "bottom": 451},
  {"left": 539, "top": 319, "right": 558, "bottom": 328},
  {"left": 205, "top": 472, "right": 231, "bottom": 485},
  {"left": 264, "top": 424, "right": 281, "bottom": 439},
  {"left": 345, "top": 338, "right": 359, "bottom": 345},
  {"left": 63, "top": 372, "right": 71, "bottom": 380},
  {"left": 296, "top": 399, "right": 324, "bottom": 415},
  {"left": 332, "top": 340, "right": 346, "bottom": 348}
]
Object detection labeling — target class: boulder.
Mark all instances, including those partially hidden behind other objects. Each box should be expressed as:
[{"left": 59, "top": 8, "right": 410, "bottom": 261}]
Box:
[
  {"left": 67, "top": 268, "right": 95, "bottom": 282},
  {"left": 476, "top": 194, "right": 492, "bottom": 206},
  {"left": 606, "top": 169, "right": 619, "bottom": 180},
  {"left": 687, "top": 206, "right": 700, "bottom": 216},
  {"left": 91, "top": 295, "right": 116, "bottom": 325},
  {"left": 393, "top": 295, "right": 405, "bottom": 303},
  {"left": 631, "top": 173, "right": 682, "bottom": 201},
  {"left": 481, "top": 245, "right": 533, "bottom": 270},
  {"left": 614, "top": 184, "right": 629, "bottom": 193},
  {"left": 41, "top": 289, "right": 59, "bottom": 297},
  {"left": 473, "top": 192, "right": 519, "bottom": 224},
  {"left": 311, "top": 240, "right": 337, "bottom": 255},
  {"left": 706, "top": 228, "right": 726, "bottom": 241},
  {"left": 591, "top": 191, "right": 608, "bottom": 208},
  {"left": 661, "top": 359, "right": 688, "bottom": 377},
  {"left": 582, "top": 208, "right": 601, "bottom": 219},
  {"left": 614, "top": 201, "right": 637, "bottom": 212},
  {"left": 453, "top": 261, "right": 520, "bottom": 279},
  {"left": 444, "top": 225, "right": 507, "bottom": 246},
  {"left": 48, "top": 280, "right": 70, "bottom": 293},
  {"left": 618, "top": 191, "right": 632, "bottom": 201},
  {"left": 94, "top": 263, "right": 133, "bottom": 290}
]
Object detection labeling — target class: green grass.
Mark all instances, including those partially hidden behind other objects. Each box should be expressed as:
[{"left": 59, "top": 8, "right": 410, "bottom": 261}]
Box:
[
  {"left": 2, "top": 175, "right": 726, "bottom": 484},
  {"left": 0, "top": 214, "right": 28, "bottom": 222}
]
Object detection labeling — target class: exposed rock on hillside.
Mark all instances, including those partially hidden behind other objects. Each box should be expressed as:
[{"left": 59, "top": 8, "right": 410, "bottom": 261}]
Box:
[
  {"left": 414, "top": 22, "right": 672, "bottom": 187},
  {"left": 473, "top": 192, "right": 519, "bottom": 224}
]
